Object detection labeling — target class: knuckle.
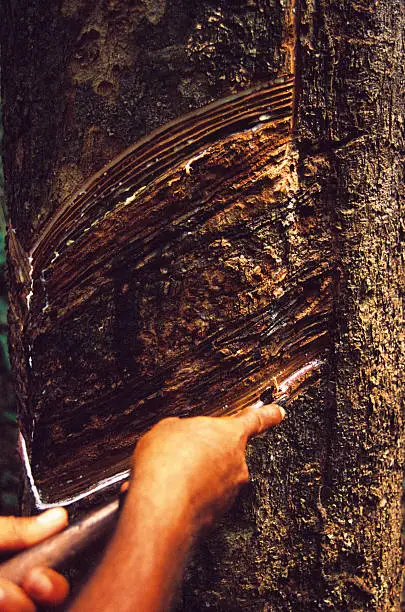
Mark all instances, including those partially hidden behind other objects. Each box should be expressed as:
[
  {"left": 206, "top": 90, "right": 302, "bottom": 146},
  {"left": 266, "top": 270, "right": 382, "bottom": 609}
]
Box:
[
  {"left": 238, "top": 461, "right": 250, "bottom": 484},
  {"left": 238, "top": 430, "right": 248, "bottom": 446},
  {"left": 158, "top": 416, "right": 179, "bottom": 427},
  {"left": 151, "top": 417, "right": 179, "bottom": 434},
  {"left": 23, "top": 567, "right": 69, "bottom": 606},
  {"left": 255, "top": 411, "right": 264, "bottom": 434},
  {"left": 8, "top": 516, "right": 30, "bottom": 548},
  {"left": 0, "top": 577, "right": 36, "bottom": 612}
]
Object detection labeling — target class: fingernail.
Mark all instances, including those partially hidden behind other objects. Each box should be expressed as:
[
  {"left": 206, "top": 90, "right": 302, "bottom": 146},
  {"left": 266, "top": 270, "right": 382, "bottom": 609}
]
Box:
[
  {"left": 36, "top": 507, "right": 67, "bottom": 528},
  {"left": 0, "top": 586, "right": 5, "bottom": 602},
  {"left": 26, "top": 568, "right": 53, "bottom": 597},
  {"left": 279, "top": 406, "right": 286, "bottom": 419}
]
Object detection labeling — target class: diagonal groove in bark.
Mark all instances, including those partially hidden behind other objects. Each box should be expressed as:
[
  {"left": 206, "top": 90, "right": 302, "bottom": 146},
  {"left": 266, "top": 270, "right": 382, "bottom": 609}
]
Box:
[{"left": 10, "top": 77, "right": 337, "bottom": 507}]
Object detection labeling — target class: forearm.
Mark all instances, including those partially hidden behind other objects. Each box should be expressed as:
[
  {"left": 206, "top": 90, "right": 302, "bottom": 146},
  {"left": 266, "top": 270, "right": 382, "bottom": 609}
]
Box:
[{"left": 70, "top": 485, "right": 196, "bottom": 612}]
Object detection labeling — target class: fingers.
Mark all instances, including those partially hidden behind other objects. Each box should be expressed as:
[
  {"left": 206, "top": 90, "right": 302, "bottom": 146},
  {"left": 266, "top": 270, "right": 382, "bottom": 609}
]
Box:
[
  {"left": 0, "top": 578, "right": 36, "bottom": 612},
  {"left": 0, "top": 568, "right": 70, "bottom": 612},
  {"left": 22, "top": 567, "right": 70, "bottom": 607},
  {"left": 0, "top": 508, "right": 68, "bottom": 551},
  {"left": 235, "top": 403, "right": 285, "bottom": 438}
]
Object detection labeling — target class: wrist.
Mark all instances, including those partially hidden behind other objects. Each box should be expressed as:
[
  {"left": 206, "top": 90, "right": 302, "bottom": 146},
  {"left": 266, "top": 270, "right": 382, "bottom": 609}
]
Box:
[{"left": 125, "top": 475, "right": 200, "bottom": 538}]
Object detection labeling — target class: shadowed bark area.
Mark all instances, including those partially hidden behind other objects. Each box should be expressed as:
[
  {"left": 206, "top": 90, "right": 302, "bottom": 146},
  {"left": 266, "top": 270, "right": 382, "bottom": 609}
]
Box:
[{"left": 1, "top": 0, "right": 404, "bottom": 610}]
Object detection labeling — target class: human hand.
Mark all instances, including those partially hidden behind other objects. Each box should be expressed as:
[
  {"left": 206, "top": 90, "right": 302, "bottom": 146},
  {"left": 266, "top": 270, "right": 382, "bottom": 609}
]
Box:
[
  {"left": 0, "top": 508, "right": 70, "bottom": 611},
  {"left": 70, "top": 403, "right": 285, "bottom": 612},
  {"left": 129, "top": 402, "right": 285, "bottom": 533}
]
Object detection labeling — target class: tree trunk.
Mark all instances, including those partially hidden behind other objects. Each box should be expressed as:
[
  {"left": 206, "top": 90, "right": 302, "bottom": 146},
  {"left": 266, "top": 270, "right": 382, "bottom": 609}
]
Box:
[{"left": 1, "top": 0, "right": 404, "bottom": 610}]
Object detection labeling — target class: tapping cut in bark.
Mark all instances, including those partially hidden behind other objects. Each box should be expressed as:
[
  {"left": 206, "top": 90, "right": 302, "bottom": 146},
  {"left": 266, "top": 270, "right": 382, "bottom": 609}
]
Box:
[{"left": 10, "top": 75, "right": 332, "bottom": 509}]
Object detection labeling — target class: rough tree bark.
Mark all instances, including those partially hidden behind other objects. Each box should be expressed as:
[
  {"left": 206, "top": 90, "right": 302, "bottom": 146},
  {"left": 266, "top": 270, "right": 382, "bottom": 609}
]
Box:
[{"left": 1, "top": 0, "right": 404, "bottom": 610}]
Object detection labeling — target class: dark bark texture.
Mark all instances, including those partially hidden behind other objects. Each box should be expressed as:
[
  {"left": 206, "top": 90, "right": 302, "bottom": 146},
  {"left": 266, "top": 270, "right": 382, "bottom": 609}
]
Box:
[{"left": 1, "top": 0, "right": 404, "bottom": 610}]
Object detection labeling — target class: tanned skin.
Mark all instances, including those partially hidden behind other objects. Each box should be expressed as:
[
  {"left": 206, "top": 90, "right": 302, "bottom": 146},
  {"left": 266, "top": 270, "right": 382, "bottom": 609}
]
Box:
[
  {"left": 0, "top": 403, "right": 284, "bottom": 611},
  {"left": 71, "top": 403, "right": 284, "bottom": 611},
  {"left": 0, "top": 508, "right": 69, "bottom": 611}
]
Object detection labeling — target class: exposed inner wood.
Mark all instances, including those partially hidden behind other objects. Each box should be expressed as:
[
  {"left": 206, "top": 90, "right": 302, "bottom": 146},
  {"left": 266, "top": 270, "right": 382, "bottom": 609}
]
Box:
[{"left": 9, "top": 78, "right": 333, "bottom": 507}]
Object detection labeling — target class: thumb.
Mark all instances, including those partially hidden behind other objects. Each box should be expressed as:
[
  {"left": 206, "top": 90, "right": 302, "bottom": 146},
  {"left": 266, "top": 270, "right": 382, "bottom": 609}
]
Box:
[
  {"left": 0, "top": 508, "right": 68, "bottom": 551},
  {"left": 235, "top": 403, "right": 285, "bottom": 439}
]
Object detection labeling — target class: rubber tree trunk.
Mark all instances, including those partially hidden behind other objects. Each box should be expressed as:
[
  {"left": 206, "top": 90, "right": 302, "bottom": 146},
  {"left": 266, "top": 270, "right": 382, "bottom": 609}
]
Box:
[{"left": 1, "top": 0, "right": 404, "bottom": 610}]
